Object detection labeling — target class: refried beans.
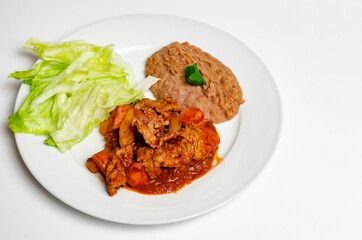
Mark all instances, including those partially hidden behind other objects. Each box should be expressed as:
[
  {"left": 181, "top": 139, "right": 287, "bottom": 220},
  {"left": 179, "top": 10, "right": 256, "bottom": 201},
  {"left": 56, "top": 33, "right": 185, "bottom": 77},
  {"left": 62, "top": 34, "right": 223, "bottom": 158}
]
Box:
[{"left": 146, "top": 42, "right": 244, "bottom": 124}]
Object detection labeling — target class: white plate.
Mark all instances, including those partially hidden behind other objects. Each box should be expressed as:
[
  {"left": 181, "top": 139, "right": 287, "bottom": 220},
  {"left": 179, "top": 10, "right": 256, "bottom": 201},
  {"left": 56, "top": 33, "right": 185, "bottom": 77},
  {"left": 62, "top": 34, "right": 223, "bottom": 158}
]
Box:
[{"left": 14, "top": 14, "right": 281, "bottom": 225}]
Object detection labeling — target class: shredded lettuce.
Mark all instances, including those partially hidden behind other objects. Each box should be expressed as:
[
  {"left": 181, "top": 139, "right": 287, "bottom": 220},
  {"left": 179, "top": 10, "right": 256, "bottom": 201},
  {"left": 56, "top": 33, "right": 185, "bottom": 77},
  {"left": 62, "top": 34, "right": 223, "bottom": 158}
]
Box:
[{"left": 8, "top": 38, "right": 159, "bottom": 152}]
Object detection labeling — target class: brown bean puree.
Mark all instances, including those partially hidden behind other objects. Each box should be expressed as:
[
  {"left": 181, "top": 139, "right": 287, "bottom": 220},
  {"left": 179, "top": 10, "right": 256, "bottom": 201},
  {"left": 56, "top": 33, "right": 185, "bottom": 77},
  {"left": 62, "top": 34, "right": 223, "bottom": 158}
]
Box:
[{"left": 146, "top": 42, "right": 244, "bottom": 123}]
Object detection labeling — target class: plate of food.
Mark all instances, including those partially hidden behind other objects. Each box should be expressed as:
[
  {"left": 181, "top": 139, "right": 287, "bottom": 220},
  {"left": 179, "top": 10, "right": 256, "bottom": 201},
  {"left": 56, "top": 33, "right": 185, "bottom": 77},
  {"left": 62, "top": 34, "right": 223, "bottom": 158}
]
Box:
[{"left": 10, "top": 14, "right": 281, "bottom": 224}]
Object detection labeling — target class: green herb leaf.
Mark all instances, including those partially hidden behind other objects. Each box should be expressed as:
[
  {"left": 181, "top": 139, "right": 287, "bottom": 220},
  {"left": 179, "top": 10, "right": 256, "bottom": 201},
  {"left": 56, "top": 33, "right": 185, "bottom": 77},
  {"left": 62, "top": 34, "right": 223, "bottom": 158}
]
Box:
[
  {"left": 163, "top": 126, "right": 169, "bottom": 134},
  {"left": 185, "top": 63, "right": 206, "bottom": 86}
]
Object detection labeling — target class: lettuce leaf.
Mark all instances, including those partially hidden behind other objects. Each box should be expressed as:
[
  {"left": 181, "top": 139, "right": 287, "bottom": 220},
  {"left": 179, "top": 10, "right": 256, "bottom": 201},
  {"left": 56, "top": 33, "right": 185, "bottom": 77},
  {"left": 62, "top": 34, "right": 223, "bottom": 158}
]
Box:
[{"left": 8, "top": 38, "right": 156, "bottom": 152}]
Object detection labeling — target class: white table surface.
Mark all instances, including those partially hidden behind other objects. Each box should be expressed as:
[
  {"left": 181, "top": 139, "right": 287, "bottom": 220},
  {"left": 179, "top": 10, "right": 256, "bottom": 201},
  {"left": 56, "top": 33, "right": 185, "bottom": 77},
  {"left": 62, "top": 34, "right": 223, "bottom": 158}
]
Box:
[{"left": 1, "top": 0, "right": 361, "bottom": 239}]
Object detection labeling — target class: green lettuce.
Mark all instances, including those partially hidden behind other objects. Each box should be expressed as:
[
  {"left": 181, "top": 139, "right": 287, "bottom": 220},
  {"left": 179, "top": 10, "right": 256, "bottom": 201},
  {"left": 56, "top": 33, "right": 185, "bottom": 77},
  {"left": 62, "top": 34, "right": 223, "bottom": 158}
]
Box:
[{"left": 9, "top": 38, "right": 153, "bottom": 152}]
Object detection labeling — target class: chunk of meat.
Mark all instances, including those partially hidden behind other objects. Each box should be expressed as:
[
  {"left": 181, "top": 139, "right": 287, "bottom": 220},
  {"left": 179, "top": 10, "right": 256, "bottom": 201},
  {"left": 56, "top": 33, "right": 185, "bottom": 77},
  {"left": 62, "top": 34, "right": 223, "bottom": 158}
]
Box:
[
  {"left": 112, "top": 146, "right": 133, "bottom": 169},
  {"left": 156, "top": 139, "right": 190, "bottom": 167},
  {"left": 133, "top": 99, "right": 185, "bottom": 148},
  {"left": 133, "top": 108, "right": 167, "bottom": 148},
  {"left": 105, "top": 144, "right": 134, "bottom": 196},
  {"left": 126, "top": 162, "right": 150, "bottom": 187},
  {"left": 179, "top": 107, "right": 205, "bottom": 127},
  {"left": 134, "top": 98, "right": 181, "bottom": 129},
  {"left": 90, "top": 148, "right": 112, "bottom": 177},
  {"left": 135, "top": 125, "right": 205, "bottom": 179},
  {"left": 104, "top": 130, "right": 119, "bottom": 151},
  {"left": 178, "top": 124, "right": 205, "bottom": 161},
  {"left": 134, "top": 97, "right": 180, "bottom": 113},
  {"left": 135, "top": 146, "right": 162, "bottom": 179}
]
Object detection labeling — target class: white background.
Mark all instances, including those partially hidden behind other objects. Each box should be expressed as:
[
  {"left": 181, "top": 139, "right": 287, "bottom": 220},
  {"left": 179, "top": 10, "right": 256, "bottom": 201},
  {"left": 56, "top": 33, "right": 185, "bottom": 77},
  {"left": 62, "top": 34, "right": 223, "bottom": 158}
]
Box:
[{"left": 1, "top": 0, "right": 361, "bottom": 239}]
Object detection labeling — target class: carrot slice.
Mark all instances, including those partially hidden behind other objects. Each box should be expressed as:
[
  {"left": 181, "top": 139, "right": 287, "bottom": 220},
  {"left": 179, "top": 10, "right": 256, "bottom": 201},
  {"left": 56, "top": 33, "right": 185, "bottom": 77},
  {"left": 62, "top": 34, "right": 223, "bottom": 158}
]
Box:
[
  {"left": 109, "top": 106, "right": 126, "bottom": 131},
  {"left": 179, "top": 107, "right": 205, "bottom": 126},
  {"left": 86, "top": 159, "right": 98, "bottom": 173},
  {"left": 126, "top": 162, "right": 150, "bottom": 187},
  {"left": 100, "top": 106, "right": 126, "bottom": 136}
]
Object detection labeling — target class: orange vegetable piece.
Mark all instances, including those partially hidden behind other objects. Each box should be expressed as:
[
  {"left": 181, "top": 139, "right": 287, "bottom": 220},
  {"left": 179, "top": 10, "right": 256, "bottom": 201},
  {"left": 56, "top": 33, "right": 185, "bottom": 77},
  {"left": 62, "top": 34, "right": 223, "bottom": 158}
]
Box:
[
  {"left": 168, "top": 112, "right": 181, "bottom": 133},
  {"left": 201, "top": 121, "right": 220, "bottom": 153},
  {"left": 91, "top": 148, "right": 112, "bottom": 177},
  {"left": 100, "top": 105, "right": 126, "bottom": 136},
  {"left": 179, "top": 107, "right": 205, "bottom": 126},
  {"left": 99, "top": 118, "right": 109, "bottom": 136},
  {"left": 126, "top": 162, "right": 150, "bottom": 187},
  {"left": 86, "top": 159, "right": 98, "bottom": 173},
  {"left": 119, "top": 108, "right": 135, "bottom": 148}
]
